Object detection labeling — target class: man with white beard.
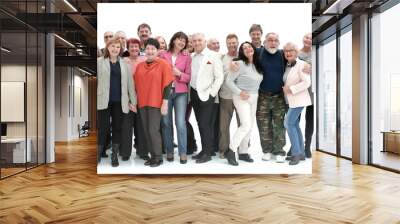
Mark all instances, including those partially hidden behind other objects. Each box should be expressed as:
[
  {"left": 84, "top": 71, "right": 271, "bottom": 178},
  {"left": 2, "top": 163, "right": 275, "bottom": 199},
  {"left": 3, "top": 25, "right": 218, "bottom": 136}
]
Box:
[{"left": 256, "top": 32, "right": 288, "bottom": 163}]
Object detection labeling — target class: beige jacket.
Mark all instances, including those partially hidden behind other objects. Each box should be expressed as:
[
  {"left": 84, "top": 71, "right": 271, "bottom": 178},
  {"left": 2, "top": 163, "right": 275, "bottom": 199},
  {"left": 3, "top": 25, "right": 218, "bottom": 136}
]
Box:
[{"left": 97, "top": 57, "right": 136, "bottom": 113}]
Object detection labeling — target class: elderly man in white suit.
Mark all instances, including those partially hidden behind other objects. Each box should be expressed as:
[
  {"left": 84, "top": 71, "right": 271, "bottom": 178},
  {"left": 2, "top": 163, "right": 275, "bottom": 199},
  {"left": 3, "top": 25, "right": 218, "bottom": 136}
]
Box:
[{"left": 190, "top": 33, "right": 224, "bottom": 163}]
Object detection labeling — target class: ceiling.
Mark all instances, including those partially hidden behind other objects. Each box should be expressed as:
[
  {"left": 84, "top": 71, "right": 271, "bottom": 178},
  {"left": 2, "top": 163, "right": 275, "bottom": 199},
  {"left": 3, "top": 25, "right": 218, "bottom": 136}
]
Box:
[{"left": 0, "top": 0, "right": 392, "bottom": 75}]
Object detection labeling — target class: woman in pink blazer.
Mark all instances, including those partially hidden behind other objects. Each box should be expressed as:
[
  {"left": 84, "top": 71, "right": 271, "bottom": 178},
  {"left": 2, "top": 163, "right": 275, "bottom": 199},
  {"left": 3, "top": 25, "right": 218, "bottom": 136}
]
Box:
[
  {"left": 159, "top": 31, "right": 192, "bottom": 164},
  {"left": 282, "top": 42, "right": 311, "bottom": 165}
]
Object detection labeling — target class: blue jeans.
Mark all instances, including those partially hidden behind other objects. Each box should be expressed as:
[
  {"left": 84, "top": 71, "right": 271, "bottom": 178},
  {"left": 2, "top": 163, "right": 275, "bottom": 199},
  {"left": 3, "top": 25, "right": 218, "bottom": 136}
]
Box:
[
  {"left": 284, "top": 107, "right": 304, "bottom": 157},
  {"left": 161, "top": 89, "right": 188, "bottom": 155}
]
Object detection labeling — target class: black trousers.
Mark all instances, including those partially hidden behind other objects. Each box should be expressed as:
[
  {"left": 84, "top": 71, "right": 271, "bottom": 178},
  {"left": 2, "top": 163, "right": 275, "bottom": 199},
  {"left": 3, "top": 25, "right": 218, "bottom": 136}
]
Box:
[
  {"left": 120, "top": 111, "right": 134, "bottom": 157},
  {"left": 211, "top": 102, "right": 219, "bottom": 152},
  {"left": 139, "top": 107, "right": 163, "bottom": 160},
  {"left": 186, "top": 102, "right": 197, "bottom": 154},
  {"left": 304, "top": 105, "right": 314, "bottom": 151},
  {"left": 133, "top": 112, "right": 138, "bottom": 145},
  {"left": 135, "top": 111, "right": 149, "bottom": 157},
  {"left": 191, "top": 88, "right": 215, "bottom": 156},
  {"left": 97, "top": 102, "right": 123, "bottom": 146}
]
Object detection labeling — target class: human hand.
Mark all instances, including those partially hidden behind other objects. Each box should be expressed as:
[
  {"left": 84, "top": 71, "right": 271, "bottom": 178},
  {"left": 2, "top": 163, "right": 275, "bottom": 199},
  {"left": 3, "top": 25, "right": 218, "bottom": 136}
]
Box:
[
  {"left": 161, "top": 100, "right": 168, "bottom": 115},
  {"left": 129, "top": 104, "right": 137, "bottom": 113},
  {"left": 229, "top": 61, "right": 239, "bottom": 72},
  {"left": 239, "top": 91, "right": 250, "bottom": 100}
]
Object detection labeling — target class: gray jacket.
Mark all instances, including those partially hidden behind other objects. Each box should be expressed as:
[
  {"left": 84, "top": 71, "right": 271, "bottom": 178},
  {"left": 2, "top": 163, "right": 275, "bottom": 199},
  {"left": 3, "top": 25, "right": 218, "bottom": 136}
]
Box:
[{"left": 97, "top": 57, "right": 136, "bottom": 113}]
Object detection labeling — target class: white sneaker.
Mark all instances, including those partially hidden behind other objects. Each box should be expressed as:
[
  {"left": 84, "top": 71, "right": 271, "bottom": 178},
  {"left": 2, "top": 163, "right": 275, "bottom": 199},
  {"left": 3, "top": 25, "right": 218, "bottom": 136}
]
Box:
[
  {"left": 276, "top": 155, "right": 285, "bottom": 163},
  {"left": 262, "top": 153, "right": 272, "bottom": 161}
]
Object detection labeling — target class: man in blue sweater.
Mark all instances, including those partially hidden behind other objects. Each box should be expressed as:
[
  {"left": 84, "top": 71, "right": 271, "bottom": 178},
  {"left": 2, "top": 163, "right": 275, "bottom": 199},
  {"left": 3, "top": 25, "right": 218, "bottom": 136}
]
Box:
[{"left": 256, "top": 32, "right": 288, "bottom": 163}]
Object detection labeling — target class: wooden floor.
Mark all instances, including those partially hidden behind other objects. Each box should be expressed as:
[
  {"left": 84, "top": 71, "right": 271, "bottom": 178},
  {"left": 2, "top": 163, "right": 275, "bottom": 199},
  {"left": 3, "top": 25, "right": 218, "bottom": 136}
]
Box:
[{"left": 1, "top": 135, "right": 400, "bottom": 224}]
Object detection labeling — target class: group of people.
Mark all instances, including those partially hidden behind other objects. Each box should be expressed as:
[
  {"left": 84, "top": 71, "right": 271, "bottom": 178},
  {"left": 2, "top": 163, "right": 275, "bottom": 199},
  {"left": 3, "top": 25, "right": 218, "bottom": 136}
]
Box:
[{"left": 97, "top": 23, "right": 313, "bottom": 168}]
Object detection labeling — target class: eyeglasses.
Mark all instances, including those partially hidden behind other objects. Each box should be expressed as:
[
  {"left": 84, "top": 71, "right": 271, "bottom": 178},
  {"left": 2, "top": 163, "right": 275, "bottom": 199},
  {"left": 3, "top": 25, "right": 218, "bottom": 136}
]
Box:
[{"left": 104, "top": 35, "right": 113, "bottom": 39}]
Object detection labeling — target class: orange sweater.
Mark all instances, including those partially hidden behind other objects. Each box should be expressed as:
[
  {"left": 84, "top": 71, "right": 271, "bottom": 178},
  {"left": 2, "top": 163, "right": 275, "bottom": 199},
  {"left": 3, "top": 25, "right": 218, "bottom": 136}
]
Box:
[{"left": 134, "top": 58, "right": 174, "bottom": 109}]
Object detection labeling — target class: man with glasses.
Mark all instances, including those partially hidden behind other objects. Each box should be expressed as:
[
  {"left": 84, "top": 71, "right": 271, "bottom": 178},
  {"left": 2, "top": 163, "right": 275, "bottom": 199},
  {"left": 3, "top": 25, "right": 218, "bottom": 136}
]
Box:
[{"left": 98, "top": 31, "right": 114, "bottom": 57}]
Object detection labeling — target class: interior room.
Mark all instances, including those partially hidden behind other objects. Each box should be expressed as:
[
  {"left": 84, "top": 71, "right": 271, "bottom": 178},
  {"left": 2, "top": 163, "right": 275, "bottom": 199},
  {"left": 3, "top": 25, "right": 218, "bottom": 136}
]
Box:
[{"left": 0, "top": 0, "right": 399, "bottom": 223}]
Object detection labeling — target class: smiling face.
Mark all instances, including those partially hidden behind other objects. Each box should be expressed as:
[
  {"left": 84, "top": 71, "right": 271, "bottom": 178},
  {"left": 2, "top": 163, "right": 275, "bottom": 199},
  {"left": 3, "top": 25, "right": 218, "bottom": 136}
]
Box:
[
  {"left": 138, "top": 27, "right": 151, "bottom": 42},
  {"left": 192, "top": 34, "right": 206, "bottom": 54},
  {"left": 187, "top": 36, "right": 194, "bottom": 53},
  {"left": 145, "top": 44, "right": 158, "bottom": 61},
  {"left": 226, "top": 37, "right": 238, "bottom": 54},
  {"left": 250, "top": 30, "right": 262, "bottom": 46},
  {"left": 264, "top": 33, "right": 280, "bottom": 54},
  {"left": 208, "top": 39, "right": 220, "bottom": 52},
  {"left": 303, "top": 33, "right": 312, "bottom": 48},
  {"left": 283, "top": 44, "right": 298, "bottom": 62},
  {"left": 242, "top": 43, "right": 254, "bottom": 61},
  {"left": 107, "top": 42, "right": 121, "bottom": 58},
  {"left": 173, "top": 37, "right": 187, "bottom": 52},
  {"left": 128, "top": 42, "right": 140, "bottom": 57},
  {"left": 157, "top": 37, "right": 167, "bottom": 51}
]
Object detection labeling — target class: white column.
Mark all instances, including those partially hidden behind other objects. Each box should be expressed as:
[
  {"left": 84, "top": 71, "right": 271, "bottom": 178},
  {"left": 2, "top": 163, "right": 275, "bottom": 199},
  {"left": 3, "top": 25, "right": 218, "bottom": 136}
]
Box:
[{"left": 352, "top": 14, "right": 369, "bottom": 164}]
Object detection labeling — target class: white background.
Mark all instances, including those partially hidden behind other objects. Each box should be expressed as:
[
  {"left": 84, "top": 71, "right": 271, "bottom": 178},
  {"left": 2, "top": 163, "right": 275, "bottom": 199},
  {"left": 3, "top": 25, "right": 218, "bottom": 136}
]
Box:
[
  {"left": 97, "top": 3, "right": 312, "bottom": 174},
  {"left": 98, "top": 3, "right": 311, "bottom": 52}
]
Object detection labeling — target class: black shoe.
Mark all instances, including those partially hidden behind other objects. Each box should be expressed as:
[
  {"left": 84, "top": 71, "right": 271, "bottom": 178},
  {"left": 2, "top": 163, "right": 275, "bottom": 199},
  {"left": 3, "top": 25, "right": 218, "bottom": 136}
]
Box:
[
  {"left": 180, "top": 159, "right": 187, "bottom": 164},
  {"left": 122, "top": 156, "right": 130, "bottom": 161},
  {"left": 305, "top": 148, "right": 312, "bottom": 158},
  {"left": 140, "top": 155, "right": 150, "bottom": 161},
  {"left": 111, "top": 144, "right": 120, "bottom": 167},
  {"left": 289, "top": 155, "right": 302, "bottom": 165},
  {"left": 192, "top": 151, "right": 205, "bottom": 160},
  {"left": 101, "top": 150, "right": 108, "bottom": 158},
  {"left": 144, "top": 159, "right": 152, "bottom": 166},
  {"left": 97, "top": 145, "right": 104, "bottom": 163},
  {"left": 285, "top": 156, "right": 292, "bottom": 161},
  {"left": 167, "top": 156, "right": 174, "bottom": 162},
  {"left": 196, "top": 154, "right": 212, "bottom": 163},
  {"left": 187, "top": 150, "right": 194, "bottom": 155},
  {"left": 225, "top": 149, "right": 238, "bottom": 166},
  {"left": 150, "top": 159, "right": 163, "bottom": 167},
  {"left": 238, "top": 153, "right": 254, "bottom": 163}
]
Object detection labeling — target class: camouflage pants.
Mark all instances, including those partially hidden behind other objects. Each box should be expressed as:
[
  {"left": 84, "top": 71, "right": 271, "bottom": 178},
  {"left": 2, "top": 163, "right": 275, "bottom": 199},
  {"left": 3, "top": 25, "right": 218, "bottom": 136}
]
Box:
[{"left": 256, "top": 91, "right": 287, "bottom": 156}]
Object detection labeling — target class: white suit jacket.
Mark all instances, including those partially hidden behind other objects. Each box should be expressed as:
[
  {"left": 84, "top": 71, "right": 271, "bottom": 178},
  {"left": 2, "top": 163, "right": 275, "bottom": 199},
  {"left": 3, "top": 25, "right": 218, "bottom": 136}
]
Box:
[{"left": 191, "top": 49, "right": 224, "bottom": 102}]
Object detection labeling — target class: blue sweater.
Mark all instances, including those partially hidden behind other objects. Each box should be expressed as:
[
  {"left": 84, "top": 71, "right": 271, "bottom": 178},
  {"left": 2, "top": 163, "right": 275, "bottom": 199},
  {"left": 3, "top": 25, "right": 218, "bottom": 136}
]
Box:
[{"left": 257, "top": 48, "right": 286, "bottom": 93}]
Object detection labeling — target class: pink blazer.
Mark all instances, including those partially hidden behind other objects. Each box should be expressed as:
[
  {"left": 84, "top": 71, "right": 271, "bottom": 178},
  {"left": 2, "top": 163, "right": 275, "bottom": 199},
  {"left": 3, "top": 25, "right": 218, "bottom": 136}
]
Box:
[
  {"left": 285, "top": 59, "right": 312, "bottom": 108},
  {"left": 159, "top": 51, "right": 191, "bottom": 93}
]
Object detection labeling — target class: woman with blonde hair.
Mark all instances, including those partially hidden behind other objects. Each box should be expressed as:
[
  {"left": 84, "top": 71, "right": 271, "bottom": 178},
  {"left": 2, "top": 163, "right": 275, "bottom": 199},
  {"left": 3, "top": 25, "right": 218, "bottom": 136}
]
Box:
[{"left": 97, "top": 37, "right": 137, "bottom": 167}]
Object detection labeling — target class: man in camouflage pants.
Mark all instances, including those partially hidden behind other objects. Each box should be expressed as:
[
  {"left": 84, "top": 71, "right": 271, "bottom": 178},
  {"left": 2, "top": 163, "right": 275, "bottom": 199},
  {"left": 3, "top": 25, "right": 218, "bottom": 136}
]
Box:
[{"left": 256, "top": 33, "right": 287, "bottom": 163}]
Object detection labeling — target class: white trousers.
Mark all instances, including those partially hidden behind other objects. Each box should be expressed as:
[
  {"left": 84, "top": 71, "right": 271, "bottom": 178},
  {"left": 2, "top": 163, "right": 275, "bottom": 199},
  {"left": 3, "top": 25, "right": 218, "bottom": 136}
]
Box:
[{"left": 229, "top": 93, "right": 258, "bottom": 154}]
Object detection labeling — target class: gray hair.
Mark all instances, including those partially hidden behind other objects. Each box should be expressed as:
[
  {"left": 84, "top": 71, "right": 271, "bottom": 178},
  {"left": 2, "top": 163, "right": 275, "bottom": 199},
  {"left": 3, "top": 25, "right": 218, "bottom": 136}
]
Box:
[
  {"left": 283, "top": 42, "right": 299, "bottom": 52},
  {"left": 115, "top": 31, "right": 126, "bottom": 38},
  {"left": 192, "top": 32, "right": 205, "bottom": 40},
  {"left": 265, "top": 32, "right": 280, "bottom": 40}
]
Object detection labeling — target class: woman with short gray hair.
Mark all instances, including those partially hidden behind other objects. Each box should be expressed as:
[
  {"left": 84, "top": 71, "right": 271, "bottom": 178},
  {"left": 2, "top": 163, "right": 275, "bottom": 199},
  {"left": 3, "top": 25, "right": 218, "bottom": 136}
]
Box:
[{"left": 282, "top": 42, "right": 311, "bottom": 165}]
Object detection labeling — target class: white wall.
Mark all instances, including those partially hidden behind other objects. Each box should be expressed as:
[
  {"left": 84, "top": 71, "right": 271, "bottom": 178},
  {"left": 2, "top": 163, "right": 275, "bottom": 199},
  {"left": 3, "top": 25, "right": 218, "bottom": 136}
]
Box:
[
  {"left": 55, "top": 67, "right": 89, "bottom": 141},
  {"left": 97, "top": 3, "right": 311, "bottom": 52}
]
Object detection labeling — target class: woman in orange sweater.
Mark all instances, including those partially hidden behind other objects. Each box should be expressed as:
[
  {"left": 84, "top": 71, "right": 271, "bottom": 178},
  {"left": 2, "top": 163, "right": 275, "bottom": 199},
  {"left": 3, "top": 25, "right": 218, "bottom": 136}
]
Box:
[{"left": 134, "top": 38, "right": 174, "bottom": 167}]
